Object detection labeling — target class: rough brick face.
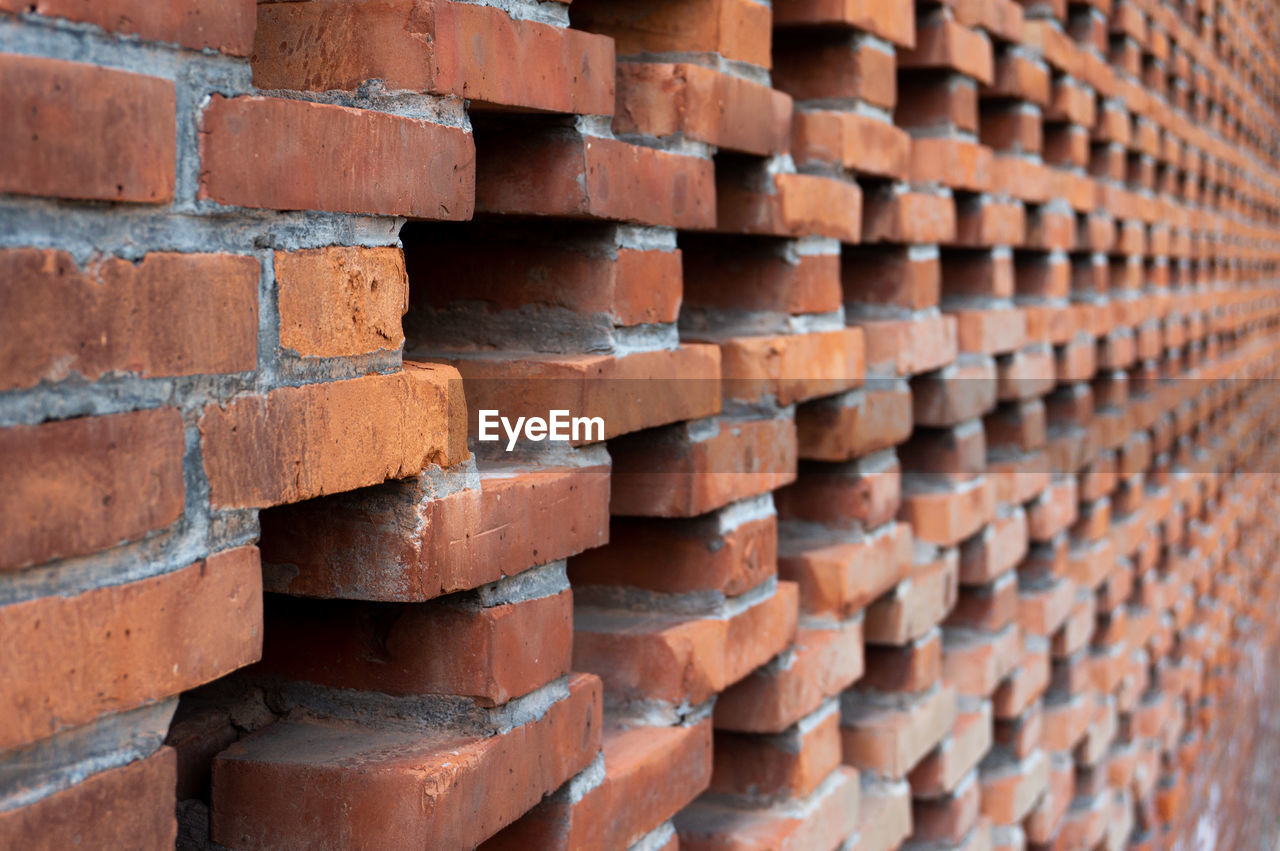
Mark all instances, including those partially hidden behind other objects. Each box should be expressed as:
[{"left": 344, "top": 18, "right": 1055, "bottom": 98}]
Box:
[
  {"left": 5, "top": 0, "right": 1280, "bottom": 844},
  {"left": 199, "top": 364, "right": 468, "bottom": 508},
  {"left": 274, "top": 246, "right": 407, "bottom": 359}
]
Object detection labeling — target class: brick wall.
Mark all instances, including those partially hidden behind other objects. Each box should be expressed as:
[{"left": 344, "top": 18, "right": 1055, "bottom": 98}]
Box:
[{"left": 2, "top": 0, "right": 1279, "bottom": 847}]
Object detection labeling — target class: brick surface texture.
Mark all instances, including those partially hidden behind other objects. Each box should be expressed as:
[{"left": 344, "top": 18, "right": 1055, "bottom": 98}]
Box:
[{"left": 2, "top": 0, "right": 1280, "bottom": 848}]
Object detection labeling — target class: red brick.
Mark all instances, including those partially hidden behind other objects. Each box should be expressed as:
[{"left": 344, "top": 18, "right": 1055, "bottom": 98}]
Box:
[
  {"left": 0, "top": 249, "right": 259, "bottom": 390},
  {"left": 439, "top": 346, "right": 721, "bottom": 444},
  {"left": 909, "top": 702, "right": 993, "bottom": 796},
  {"left": 911, "top": 771, "right": 980, "bottom": 841},
  {"left": 846, "top": 245, "right": 941, "bottom": 313},
  {"left": 863, "top": 187, "right": 957, "bottom": 243},
  {"left": 860, "top": 313, "right": 958, "bottom": 376},
  {"left": 717, "top": 169, "right": 862, "bottom": 242},
  {"left": 573, "top": 582, "right": 799, "bottom": 706},
  {"left": 254, "top": 0, "right": 614, "bottom": 114},
  {"left": 212, "top": 673, "right": 602, "bottom": 849},
  {"left": 899, "top": 18, "right": 994, "bottom": 83},
  {"left": 257, "top": 589, "right": 570, "bottom": 705},
  {"left": 711, "top": 705, "right": 842, "bottom": 801},
  {"left": 713, "top": 328, "right": 865, "bottom": 406},
  {"left": 0, "top": 54, "right": 174, "bottom": 203},
  {"left": 263, "top": 461, "right": 608, "bottom": 600},
  {"left": 797, "top": 381, "right": 915, "bottom": 460},
  {"left": 957, "top": 508, "right": 1027, "bottom": 585},
  {"left": 24, "top": 0, "right": 255, "bottom": 53},
  {"left": 861, "top": 629, "right": 942, "bottom": 693},
  {"left": 946, "top": 570, "right": 1018, "bottom": 631},
  {"left": 0, "top": 748, "right": 177, "bottom": 849},
  {"left": 978, "top": 749, "right": 1048, "bottom": 824},
  {"left": 475, "top": 127, "right": 713, "bottom": 228},
  {"left": 779, "top": 522, "right": 913, "bottom": 618},
  {"left": 676, "top": 766, "right": 861, "bottom": 850},
  {"left": 910, "top": 137, "right": 993, "bottom": 192},
  {"left": 774, "top": 0, "right": 916, "bottom": 47},
  {"left": 405, "top": 224, "right": 681, "bottom": 328},
  {"left": 199, "top": 95, "right": 474, "bottom": 218},
  {"left": 615, "top": 62, "right": 791, "bottom": 155},
  {"left": 1, "top": 408, "right": 185, "bottom": 571},
  {"left": 275, "top": 246, "right": 407, "bottom": 359},
  {"left": 572, "top": 0, "right": 772, "bottom": 68},
  {"left": 900, "top": 477, "right": 996, "bottom": 547},
  {"left": 912, "top": 355, "right": 998, "bottom": 427},
  {"left": 200, "top": 363, "right": 468, "bottom": 509},
  {"left": 682, "top": 235, "right": 841, "bottom": 316},
  {"left": 774, "top": 37, "right": 898, "bottom": 109},
  {"left": 483, "top": 720, "right": 711, "bottom": 850},
  {"left": 853, "top": 778, "right": 913, "bottom": 850},
  {"left": 865, "top": 550, "right": 960, "bottom": 643},
  {"left": 609, "top": 414, "right": 796, "bottom": 517},
  {"left": 716, "top": 620, "right": 865, "bottom": 733},
  {"left": 570, "top": 509, "right": 775, "bottom": 597},
  {"left": 897, "top": 74, "right": 978, "bottom": 132},
  {"left": 0, "top": 547, "right": 261, "bottom": 751},
  {"left": 776, "top": 451, "right": 902, "bottom": 533},
  {"left": 942, "top": 624, "right": 1021, "bottom": 697},
  {"left": 842, "top": 684, "right": 957, "bottom": 778}
]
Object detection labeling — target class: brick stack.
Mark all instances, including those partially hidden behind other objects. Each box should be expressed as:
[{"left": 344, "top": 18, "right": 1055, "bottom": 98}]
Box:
[{"left": 2, "top": 0, "right": 1280, "bottom": 849}]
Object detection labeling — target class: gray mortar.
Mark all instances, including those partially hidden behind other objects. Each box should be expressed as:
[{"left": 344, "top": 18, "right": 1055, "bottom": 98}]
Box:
[
  {"left": 467, "top": 560, "right": 570, "bottom": 608},
  {"left": 680, "top": 306, "right": 847, "bottom": 336},
  {"left": 630, "top": 821, "right": 678, "bottom": 851},
  {"left": 259, "top": 674, "right": 574, "bottom": 738},
  {"left": 408, "top": 302, "right": 680, "bottom": 355},
  {"left": 0, "top": 700, "right": 177, "bottom": 813},
  {"left": 452, "top": 0, "right": 570, "bottom": 26}
]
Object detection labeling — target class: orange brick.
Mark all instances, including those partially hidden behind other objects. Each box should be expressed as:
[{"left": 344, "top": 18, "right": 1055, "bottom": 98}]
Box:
[
  {"left": 200, "top": 363, "right": 467, "bottom": 509},
  {"left": 275, "top": 246, "right": 406, "bottom": 359}
]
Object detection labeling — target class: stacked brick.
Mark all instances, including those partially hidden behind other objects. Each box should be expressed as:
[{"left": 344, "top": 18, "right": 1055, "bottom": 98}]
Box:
[{"left": 2, "top": 0, "right": 1280, "bottom": 849}]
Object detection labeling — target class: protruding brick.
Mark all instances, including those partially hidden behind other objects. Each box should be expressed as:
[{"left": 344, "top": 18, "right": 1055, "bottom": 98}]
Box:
[{"left": 200, "top": 364, "right": 468, "bottom": 509}]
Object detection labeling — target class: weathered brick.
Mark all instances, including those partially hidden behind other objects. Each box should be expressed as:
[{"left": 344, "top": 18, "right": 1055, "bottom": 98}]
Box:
[
  {"left": 1, "top": 250, "right": 259, "bottom": 390},
  {"left": 200, "top": 364, "right": 467, "bottom": 509},
  {"left": 212, "top": 673, "right": 603, "bottom": 849},
  {"left": 275, "top": 246, "right": 407, "bottom": 359},
  {"left": 254, "top": 0, "right": 614, "bottom": 114},
  {"left": 1, "top": 408, "right": 185, "bottom": 571},
  {"left": 0, "top": 547, "right": 262, "bottom": 750},
  {"left": 255, "top": 588, "right": 572, "bottom": 705},
  {"left": 0, "top": 54, "right": 175, "bottom": 203},
  {"left": 264, "top": 462, "right": 609, "bottom": 600},
  {"left": 0, "top": 748, "right": 177, "bottom": 849},
  {"left": 199, "top": 95, "right": 475, "bottom": 217}
]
